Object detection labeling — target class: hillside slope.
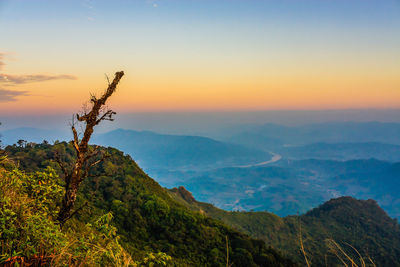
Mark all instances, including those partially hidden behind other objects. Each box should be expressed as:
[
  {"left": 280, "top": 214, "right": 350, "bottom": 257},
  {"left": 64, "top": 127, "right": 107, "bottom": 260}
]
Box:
[
  {"left": 3, "top": 143, "right": 295, "bottom": 266},
  {"left": 170, "top": 186, "right": 400, "bottom": 266}
]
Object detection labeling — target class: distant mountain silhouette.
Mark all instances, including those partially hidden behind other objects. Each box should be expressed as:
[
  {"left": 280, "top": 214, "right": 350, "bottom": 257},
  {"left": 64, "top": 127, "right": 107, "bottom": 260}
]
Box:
[
  {"left": 280, "top": 142, "right": 400, "bottom": 161},
  {"left": 92, "top": 128, "right": 271, "bottom": 171},
  {"left": 222, "top": 122, "right": 400, "bottom": 148}
]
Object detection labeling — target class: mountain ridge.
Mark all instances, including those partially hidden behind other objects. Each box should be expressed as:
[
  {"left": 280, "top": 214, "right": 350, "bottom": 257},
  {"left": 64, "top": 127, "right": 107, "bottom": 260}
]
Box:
[
  {"left": 92, "top": 128, "right": 272, "bottom": 171},
  {"left": 170, "top": 186, "right": 400, "bottom": 266}
]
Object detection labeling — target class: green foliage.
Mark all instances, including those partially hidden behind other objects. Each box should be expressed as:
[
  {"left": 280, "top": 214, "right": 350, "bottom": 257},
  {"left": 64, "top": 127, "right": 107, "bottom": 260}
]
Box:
[
  {"left": 143, "top": 195, "right": 170, "bottom": 218},
  {"left": 0, "top": 167, "right": 66, "bottom": 262},
  {"left": 23, "top": 167, "right": 63, "bottom": 216},
  {"left": 172, "top": 187, "right": 400, "bottom": 266},
  {"left": 58, "top": 213, "right": 135, "bottom": 267},
  {"left": 139, "top": 252, "right": 172, "bottom": 266},
  {"left": 0, "top": 166, "right": 138, "bottom": 266},
  {"left": 3, "top": 142, "right": 297, "bottom": 266}
]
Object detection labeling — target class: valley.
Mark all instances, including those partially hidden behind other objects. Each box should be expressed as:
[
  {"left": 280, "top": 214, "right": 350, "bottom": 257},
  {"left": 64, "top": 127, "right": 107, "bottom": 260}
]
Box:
[
  {"left": 3, "top": 122, "right": 400, "bottom": 220},
  {"left": 235, "top": 152, "right": 282, "bottom": 168},
  {"left": 2, "top": 121, "right": 400, "bottom": 265}
]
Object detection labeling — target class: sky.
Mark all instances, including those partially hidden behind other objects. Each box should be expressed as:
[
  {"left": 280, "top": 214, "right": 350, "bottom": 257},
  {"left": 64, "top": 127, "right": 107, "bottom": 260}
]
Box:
[{"left": 0, "top": 0, "right": 399, "bottom": 118}]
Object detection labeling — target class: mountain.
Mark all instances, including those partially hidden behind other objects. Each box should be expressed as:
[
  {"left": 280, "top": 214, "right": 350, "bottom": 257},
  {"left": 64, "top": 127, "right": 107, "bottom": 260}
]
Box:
[
  {"left": 92, "top": 129, "right": 271, "bottom": 171},
  {"left": 221, "top": 122, "right": 400, "bottom": 149},
  {"left": 2, "top": 143, "right": 295, "bottom": 266},
  {"left": 276, "top": 158, "right": 400, "bottom": 218},
  {"left": 170, "top": 187, "right": 400, "bottom": 266},
  {"left": 280, "top": 142, "right": 400, "bottom": 162}
]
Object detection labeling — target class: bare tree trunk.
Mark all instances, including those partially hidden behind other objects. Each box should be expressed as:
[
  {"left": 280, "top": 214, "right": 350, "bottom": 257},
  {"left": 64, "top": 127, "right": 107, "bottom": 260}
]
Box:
[{"left": 57, "top": 71, "right": 124, "bottom": 226}]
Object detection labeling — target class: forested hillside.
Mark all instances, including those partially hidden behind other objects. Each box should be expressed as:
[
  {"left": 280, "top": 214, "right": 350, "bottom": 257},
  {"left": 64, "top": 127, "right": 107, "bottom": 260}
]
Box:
[
  {"left": 1, "top": 142, "right": 295, "bottom": 266},
  {"left": 170, "top": 186, "right": 400, "bottom": 266}
]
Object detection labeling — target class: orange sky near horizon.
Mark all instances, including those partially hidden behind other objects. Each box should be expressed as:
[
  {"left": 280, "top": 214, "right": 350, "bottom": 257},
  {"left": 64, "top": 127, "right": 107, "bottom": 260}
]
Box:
[
  {"left": 1, "top": 70, "right": 399, "bottom": 115},
  {"left": 2, "top": 55, "right": 399, "bottom": 115}
]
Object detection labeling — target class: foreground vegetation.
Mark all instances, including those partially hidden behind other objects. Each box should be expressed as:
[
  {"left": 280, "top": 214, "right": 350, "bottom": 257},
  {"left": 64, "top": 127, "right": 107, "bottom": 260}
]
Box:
[
  {"left": 1, "top": 143, "right": 296, "bottom": 266},
  {"left": 0, "top": 163, "right": 135, "bottom": 265}
]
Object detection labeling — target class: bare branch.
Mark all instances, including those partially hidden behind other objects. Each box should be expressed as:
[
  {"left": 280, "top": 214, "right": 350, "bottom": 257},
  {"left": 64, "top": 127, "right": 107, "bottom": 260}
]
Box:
[
  {"left": 57, "top": 71, "right": 124, "bottom": 226},
  {"left": 53, "top": 151, "right": 69, "bottom": 179},
  {"left": 76, "top": 113, "right": 89, "bottom": 122},
  {"left": 64, "top": 201, "right": 89, "bottom": 222},
  {"left": 84, "top": 146, "right": 101, "bottom": 162},
  {"left": 71, "top": 126, "right": 80, "bottom": 153},
  {"left": 105, "top": 74, "right": 111, "bottom": 86},
  {"left": 90, "top": 93, "right": 97, "bottom": 104},
  {"left": 81, "top": 151, "right": 109, "bottom": 182},
  {"left": 96, "top": 109, "right": 116, "bottom": 125}
]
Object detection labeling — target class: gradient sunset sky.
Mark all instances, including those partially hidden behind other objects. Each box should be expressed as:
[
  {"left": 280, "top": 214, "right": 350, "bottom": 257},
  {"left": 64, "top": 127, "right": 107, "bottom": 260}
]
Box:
[{"left": 0, "top": 0, "right": 399, "bottom": 115}]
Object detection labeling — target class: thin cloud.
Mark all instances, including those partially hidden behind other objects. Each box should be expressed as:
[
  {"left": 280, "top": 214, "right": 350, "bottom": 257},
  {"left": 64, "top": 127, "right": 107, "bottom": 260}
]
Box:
[
  {"left": 0, "top": 73, "right": 77, "bottom": 85},
  {"left": 0, "top": 88, "right": 29, "bottom": 102},
  {"left": 82, "top": 0, "right": 94, "bottom": 9},
  {"left": 0, "top": 53, "right": 5, "bottom": 70},
  {"left": 0, "top": 52, "right": 78, "bottom": 103},
  {"left": 146, "top": 0, "right": 159, "bottom": 8}
]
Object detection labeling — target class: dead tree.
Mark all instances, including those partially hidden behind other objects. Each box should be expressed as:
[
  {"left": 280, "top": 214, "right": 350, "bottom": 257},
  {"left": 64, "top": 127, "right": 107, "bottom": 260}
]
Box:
[{"left": 56, "top": 71, "right": 124, "bottom": 226}]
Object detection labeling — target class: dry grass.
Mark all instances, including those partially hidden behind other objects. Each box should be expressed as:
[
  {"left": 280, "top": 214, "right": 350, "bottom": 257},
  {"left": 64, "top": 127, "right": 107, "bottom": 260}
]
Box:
[
  {"left": 298, "top": 220, "right": 311, "bottom": 267},
  {"left": 298, "top": 219, "right": 376, "bottom": 267},
  {"left": 326, "top": 239, "right": 376, "bottom": 267}
]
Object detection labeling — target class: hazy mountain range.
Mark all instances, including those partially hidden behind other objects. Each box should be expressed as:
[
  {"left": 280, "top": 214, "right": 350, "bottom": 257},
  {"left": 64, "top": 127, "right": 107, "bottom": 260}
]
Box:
[
  {"left": 219, "top": 121, "right": 400, "bottom": 147},
  {"left": 280, "top": 142, "right": 400, "bottom": 161},
  {"left": 92, "top": 129, "right": 272, "bottom": 171},
  {"left": 2, "top": 121, "right": 400, "bottom": 220}
]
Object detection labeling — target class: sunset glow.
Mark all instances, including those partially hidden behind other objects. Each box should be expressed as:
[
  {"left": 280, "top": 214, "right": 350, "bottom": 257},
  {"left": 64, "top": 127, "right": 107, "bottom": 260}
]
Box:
[{"left": 1, "top": 0, "right": 399, "bottom": 114}]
